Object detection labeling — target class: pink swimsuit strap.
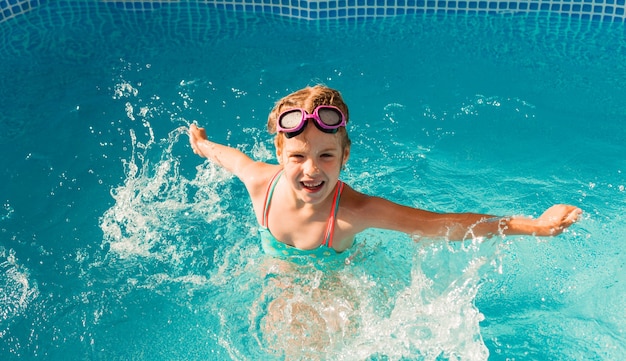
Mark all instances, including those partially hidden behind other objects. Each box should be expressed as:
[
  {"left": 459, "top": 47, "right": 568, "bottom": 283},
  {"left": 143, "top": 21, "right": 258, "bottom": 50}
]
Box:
[{"left": 323, "top": 180, "right": 344, "bottom": 248}]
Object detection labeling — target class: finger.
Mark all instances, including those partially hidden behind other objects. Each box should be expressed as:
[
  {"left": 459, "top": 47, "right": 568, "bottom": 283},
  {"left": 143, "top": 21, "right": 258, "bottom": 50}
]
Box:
[{"left": 566, "top": 208, "right": 582, "bottom": 223}]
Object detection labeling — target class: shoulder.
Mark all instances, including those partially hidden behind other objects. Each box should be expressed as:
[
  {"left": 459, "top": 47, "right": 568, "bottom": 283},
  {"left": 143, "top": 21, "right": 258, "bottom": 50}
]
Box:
[
  {"left": 337, "top": 184, "right": 386, "bottom": 231},
  {"left": 340, "top": 183, "right": 388, "bottom": 210},
  {"left": 239, "top": 162, "right": 282, "bottom": 198},
  {"left": 338, "top": 183, "right": 423, "bottom": 233}
]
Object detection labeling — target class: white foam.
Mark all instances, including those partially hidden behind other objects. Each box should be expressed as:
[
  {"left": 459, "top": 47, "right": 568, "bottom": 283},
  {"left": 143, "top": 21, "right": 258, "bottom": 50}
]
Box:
[
  {"left": 0, "top": 247, "right": 39, "bottom": 328},
  {"left": 213, "top": 232, "right": 500, "bottom": 360}
]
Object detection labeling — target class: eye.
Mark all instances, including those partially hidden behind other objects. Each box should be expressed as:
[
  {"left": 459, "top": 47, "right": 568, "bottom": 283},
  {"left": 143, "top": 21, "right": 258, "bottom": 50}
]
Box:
[{"left": 289, "top": 153, "right": 305, "bottom": 161}]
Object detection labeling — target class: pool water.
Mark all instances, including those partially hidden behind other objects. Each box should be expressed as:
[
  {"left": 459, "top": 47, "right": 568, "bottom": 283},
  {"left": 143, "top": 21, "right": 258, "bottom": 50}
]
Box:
[{"left": 1, "top": 3, "right": 625, "bottom": 360}]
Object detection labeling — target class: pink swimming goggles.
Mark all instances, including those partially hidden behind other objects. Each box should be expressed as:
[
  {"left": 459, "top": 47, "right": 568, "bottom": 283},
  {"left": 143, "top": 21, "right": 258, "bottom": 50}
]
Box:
[{"left": 276, "top": 105, "right": 347, "bottom": 138}]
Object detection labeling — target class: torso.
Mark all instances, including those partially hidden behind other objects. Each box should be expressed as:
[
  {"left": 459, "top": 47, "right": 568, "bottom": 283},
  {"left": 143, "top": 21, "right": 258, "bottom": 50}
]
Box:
[{"left": 259, "top": 170, "right": 354, "bottom": 253}]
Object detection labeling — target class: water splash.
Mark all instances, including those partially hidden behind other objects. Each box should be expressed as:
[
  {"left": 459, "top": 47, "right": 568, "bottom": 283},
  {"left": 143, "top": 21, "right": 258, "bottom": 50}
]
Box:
[
  {"left": 98, "top": 118, "right": 238, "bottom": 285},
  {"left": 341, "top": 238, "right": 494, "bottom": 361},
  {"left": 204, "top": 228, "right": 498, "bottom": 360},
  {"left": 0, "top": 247, "right": 39, "bottom": 337},
  {"left": 1, "top": 202, "right": 14, "bottom": 222}
]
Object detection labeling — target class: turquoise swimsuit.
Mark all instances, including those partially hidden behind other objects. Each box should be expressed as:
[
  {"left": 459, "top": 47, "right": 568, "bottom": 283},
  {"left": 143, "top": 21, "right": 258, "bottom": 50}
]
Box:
[{"left": 259, "top": 170, "right": 344, "bottom": 259}]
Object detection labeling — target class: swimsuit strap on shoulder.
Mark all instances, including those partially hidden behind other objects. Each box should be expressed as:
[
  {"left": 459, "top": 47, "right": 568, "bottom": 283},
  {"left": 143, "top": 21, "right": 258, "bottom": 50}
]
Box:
[
  {"left": 323, "top": 180, "right": 344, "bottom": 248},
  {"left": 262, "top": 170, "right": 283, "bottom": 227}
]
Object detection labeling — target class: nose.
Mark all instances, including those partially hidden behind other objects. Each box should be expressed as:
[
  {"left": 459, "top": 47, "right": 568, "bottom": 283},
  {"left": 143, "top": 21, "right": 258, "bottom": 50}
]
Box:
[{"left": 303, "top": 158, "right": 320, "bottom": 176}]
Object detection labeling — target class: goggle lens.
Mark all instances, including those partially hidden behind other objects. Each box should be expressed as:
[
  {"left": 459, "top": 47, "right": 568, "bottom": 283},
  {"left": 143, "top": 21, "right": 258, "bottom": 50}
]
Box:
[
  {"left": 279, "top": 110, "right": 306, "bottom": 129},
  {"left": 276, "top": 106, "right": 346, "bottom": 138},
  {"left": 317, "top": 107, "right": 343, "bottom": 126}
]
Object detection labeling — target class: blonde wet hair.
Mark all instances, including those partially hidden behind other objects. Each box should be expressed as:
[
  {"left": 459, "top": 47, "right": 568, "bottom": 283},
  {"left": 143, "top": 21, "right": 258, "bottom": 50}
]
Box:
[{"left": 267, "top": 85, "right": 351, "bottom": 150}]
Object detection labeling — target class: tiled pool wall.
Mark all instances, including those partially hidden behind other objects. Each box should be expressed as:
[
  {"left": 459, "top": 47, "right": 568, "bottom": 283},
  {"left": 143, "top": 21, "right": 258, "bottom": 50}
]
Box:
[{"left": 1, "top": 0, "right": 625, "bottom": 23}]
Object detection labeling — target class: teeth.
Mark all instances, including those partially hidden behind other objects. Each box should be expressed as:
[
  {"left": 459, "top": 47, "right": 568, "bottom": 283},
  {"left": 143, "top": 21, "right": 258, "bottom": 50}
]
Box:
[{"left": 303, "top": 181, "right": 323, "bottom": 188}]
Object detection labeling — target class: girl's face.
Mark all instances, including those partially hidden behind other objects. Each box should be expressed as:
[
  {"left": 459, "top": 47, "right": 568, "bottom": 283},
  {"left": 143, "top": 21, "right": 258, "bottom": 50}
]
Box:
[{"left": 276, "top": 121, "right": 350, "bottom": 206}]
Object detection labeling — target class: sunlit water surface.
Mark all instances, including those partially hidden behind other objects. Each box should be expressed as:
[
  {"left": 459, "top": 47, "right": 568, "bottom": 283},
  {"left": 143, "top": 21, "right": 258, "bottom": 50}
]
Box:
[{"left": 1, "top": 3, "right": 625, "bottom": 360}]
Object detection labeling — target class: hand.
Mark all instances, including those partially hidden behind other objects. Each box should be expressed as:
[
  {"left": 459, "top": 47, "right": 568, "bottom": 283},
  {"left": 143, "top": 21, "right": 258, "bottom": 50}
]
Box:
[
  {"left": 189, "top": 124, "right": 208, "bottom": 157},
  {"left": 534, "top": 204, "right": 582, "bottom": 236}
]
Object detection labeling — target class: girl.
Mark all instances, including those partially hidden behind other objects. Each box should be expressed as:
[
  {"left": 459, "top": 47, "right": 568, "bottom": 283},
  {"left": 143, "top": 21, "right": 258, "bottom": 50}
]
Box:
[{"left": 188, "top": 85, "right": 581, "bottom": 258}]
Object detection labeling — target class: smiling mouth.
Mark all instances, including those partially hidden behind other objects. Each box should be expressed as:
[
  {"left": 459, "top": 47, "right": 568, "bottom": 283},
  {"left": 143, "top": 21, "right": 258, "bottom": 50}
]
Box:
[{"left": 301, "top": 180, "right": 324, "bottom": 190}]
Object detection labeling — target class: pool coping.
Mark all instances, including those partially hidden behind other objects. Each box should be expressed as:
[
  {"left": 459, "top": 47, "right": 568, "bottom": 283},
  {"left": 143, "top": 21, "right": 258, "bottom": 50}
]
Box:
[{"left": 1, "top": 0, "right": 625, "bottom": 23}]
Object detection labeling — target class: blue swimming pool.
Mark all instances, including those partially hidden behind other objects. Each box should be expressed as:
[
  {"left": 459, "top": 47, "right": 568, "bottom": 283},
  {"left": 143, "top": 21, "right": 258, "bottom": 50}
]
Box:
[{"left": 1, "top": 1, "right": 625, "bottom": 360}]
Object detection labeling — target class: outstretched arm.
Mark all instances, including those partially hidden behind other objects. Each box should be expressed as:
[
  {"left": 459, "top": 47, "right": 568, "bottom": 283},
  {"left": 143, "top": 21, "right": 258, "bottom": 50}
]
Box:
[
  {"left": 189, "top": 124, "right": 256, "bottom": 177},
  {"left": 188, "top": 124, "right": 280, "bottom": 218},
  {"left": 349, "top": 189, "right": 581, "bottom": 241},
  {"left": 417, "top": 204, "right": 581, "bottom": 240},
  {"left": 433, "top": 204, "right": 582, "bottom": 239}
]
